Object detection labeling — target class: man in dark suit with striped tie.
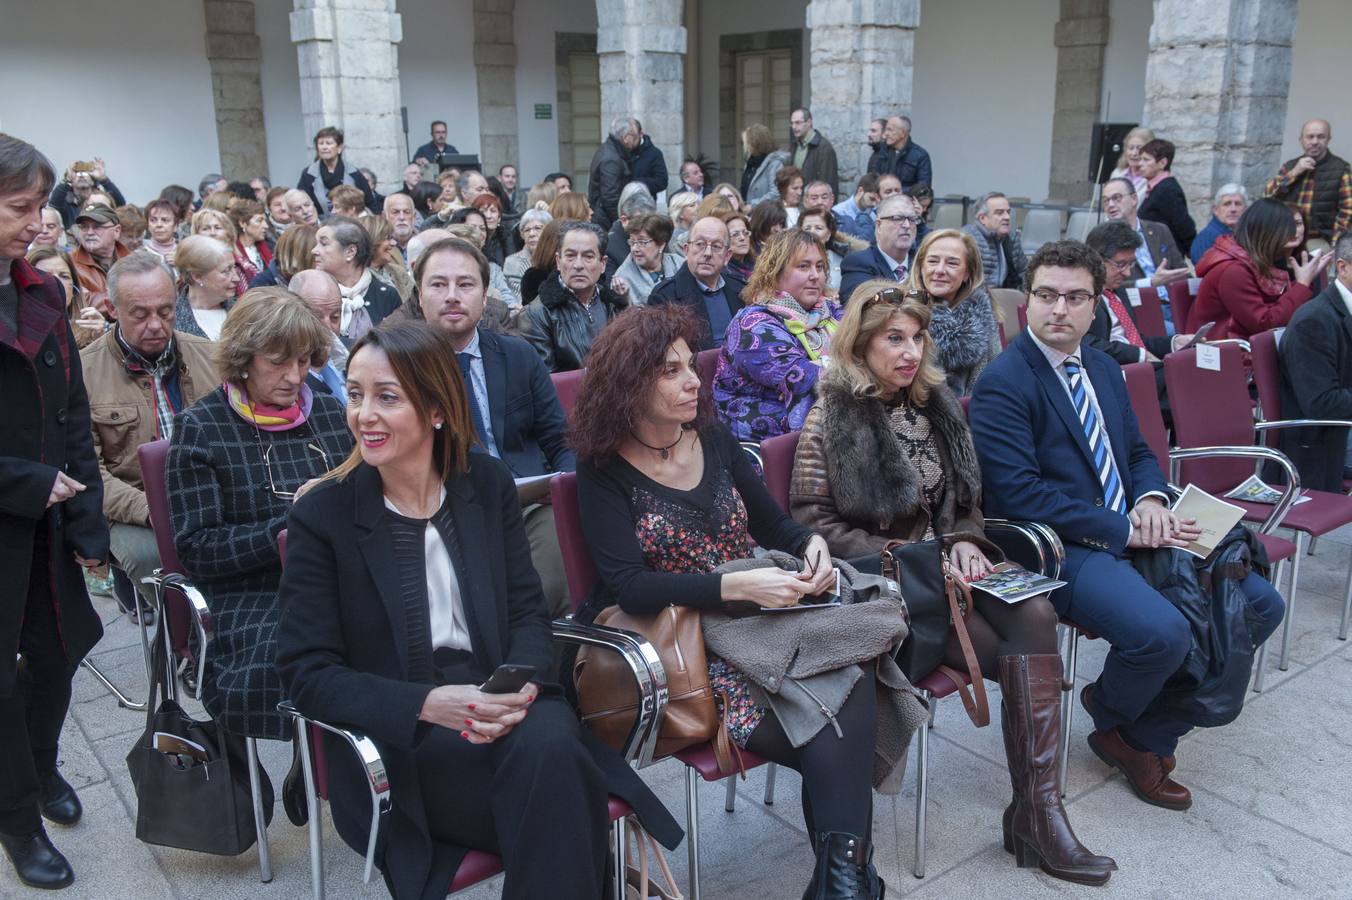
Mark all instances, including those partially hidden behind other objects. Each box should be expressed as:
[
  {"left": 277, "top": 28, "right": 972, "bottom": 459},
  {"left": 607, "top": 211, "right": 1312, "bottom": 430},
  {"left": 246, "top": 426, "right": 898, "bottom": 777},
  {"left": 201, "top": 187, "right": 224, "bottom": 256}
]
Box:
[
  {"left": 414, "top": 236, "right": 575, "bottom": 615},
  {"left": 969, "top": 241, "right": 1285, "bottom": 812}
]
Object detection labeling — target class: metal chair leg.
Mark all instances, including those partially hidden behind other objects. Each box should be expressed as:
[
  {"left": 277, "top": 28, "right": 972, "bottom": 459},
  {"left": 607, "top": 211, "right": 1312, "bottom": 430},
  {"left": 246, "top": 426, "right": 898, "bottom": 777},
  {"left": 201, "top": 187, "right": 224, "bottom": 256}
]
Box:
[
  {"left": 723, "top": 774, "right": 737, "bottom": 813},
  {"left": 612, "top": 817, "right": 627, "bottom": 900},
  {"left": 1279, "top": 532, "right": 1304, "bottom": 671},
  {"left": 246, "top": 738, "right": 273, "bottom": 883},
  {"left": 1339, "top": 556, "right": 1352, "bottom": 641},
  {"left": 1252, "top": 558, "right": 1286, "bottom": 694},
  {"left": 1307, "top": 536, "right": 1318, "bottom": 555},
  {"left": 297, "top": 723, "right": 324, "bottom": 900},
  {"left": 763, "top": 763, "right": 777, "bottom": 805},
  {"left": 1058, "top": 630, "right": 1078, "bottom": 798},
  {"left": 685, "top": 766, "right": 700, "bottom": 900},
  {"left": 913, "top": 689, "right": 932, "bottom": 878},
  {"left": 78, "top": 658, "right": 148, "bottom": 711}
]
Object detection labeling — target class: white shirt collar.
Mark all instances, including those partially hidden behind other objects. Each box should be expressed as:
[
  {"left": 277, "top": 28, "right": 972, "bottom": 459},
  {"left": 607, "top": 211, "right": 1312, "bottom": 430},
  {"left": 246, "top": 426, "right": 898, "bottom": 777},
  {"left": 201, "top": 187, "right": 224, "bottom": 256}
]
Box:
[
  {"left": 1028, "top": 328, "right": 1078, "bottom": 370},
  {"left": 878, "top": 247, "right": 907, "bottom": 276},
  {"left": 1335, "top": 278, "right": 1352, "bottom": 319}
]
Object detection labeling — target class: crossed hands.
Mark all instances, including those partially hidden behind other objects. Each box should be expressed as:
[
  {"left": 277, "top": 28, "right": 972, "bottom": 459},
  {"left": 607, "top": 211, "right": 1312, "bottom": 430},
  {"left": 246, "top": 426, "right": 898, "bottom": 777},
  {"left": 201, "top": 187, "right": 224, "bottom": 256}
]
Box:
[
  {"left": 1126, "top": 496, "right": 1201, "bottom": 549},
  {"left": 419, "top": 681, "right": 539, "bottom": 744}
]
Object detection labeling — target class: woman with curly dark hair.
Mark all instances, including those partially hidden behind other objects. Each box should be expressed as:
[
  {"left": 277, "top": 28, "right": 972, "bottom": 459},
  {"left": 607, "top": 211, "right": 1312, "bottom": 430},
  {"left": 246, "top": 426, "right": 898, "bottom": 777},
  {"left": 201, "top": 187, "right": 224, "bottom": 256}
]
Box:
[{"left": 572, "top": 305, "right": 921, "bottom": 900}]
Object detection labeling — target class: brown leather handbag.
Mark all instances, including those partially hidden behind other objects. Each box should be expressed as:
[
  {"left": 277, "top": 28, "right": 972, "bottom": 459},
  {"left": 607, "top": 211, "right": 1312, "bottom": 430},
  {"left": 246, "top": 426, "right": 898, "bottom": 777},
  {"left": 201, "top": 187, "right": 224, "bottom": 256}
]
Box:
[{"left": 574, "top": 604, "right": 741, "bottom": 774}]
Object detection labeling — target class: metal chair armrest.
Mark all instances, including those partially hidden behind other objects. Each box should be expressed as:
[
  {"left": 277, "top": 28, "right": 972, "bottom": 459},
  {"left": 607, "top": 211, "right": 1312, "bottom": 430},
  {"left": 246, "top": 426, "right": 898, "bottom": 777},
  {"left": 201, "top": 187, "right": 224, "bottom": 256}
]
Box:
[
  {"left": 278, "top": 701, "right": 390, "bottom": 884},
  {"left": 142, "top": 571, "right": 213, "bottom": 700},
  {"left": 1168, "top": 445, "right": 1301, "bottom": 533},
  {"left": 739, "top": 441, "right": 764, "bottom": 470},
  {"left": 1201, "top": 338, "right": 1251, "bottom": 352},
  {"left": 551, "top": 618, "right": 669, "bottom": 768},
  {"left": 985, "top": 518, "right": 1065, "bottom": 580},
  {"left": 1254, "top": 418, "right": 1352, "bottom": 433}
]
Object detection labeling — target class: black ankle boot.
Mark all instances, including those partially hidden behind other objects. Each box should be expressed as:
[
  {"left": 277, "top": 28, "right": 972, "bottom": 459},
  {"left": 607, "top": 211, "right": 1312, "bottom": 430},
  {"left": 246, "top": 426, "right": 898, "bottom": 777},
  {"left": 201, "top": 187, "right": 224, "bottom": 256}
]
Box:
[
  {"left": 39, "top": 773, "right": 81, "bottom": 826},
  {"left": 806, "top": 832, "right": 884, "bottom": 900},
  {"left": 282, "top": 733, "right": 308, "bottom": 827},
  {"left": 0, "top": 828, "right": 74, "bottom": 889}
]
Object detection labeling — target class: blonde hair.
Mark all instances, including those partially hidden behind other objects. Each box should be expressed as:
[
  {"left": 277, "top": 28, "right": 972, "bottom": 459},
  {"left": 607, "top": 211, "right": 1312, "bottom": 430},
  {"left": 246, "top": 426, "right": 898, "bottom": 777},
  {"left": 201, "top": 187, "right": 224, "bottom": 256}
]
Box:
[
  {"left": 742, "top": 229, "right": 826, "bottom": 305},
  {"left": 906, "top": 228, "right": 986, "bottom": 306},
  {"left": 695, "top": 194, "right": 736, "bottom": 220},
  {"left": 829, "top": 278, "right": 946, "bottom": 406},
  {"left": 1115, "top": 126, "right": 1155, "bottom": 172},
  {"left": 549, "top": 192, "right": 591, "bottom": 222},
  {"left": 214, "top": 287, "right": 333, "bottom": 385},
  {"left": 666, "top": 191, "right": 700, "bottom": 224},
  {"left": 191, "top": 208, "right": 237, "bottom": 245},
  {"left": 174, "top": 234, "right": 233, "bottom": 290},
  {"left": 742, "top": 124, "right": 779, "bottom": 157}
]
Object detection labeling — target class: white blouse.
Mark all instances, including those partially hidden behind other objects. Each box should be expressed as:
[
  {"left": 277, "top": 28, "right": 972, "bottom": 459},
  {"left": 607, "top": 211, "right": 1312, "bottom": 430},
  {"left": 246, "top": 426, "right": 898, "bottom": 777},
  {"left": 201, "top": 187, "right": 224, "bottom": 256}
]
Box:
[{"left": 384, "top": 488, "right": 472, "bottom": 652}]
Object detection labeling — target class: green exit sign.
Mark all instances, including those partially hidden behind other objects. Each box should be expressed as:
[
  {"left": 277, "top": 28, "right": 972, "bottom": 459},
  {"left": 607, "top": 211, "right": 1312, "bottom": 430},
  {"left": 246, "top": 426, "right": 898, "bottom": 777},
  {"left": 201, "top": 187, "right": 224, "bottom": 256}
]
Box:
[{"left": 534, "top": 104, "right": 552, "bottom": 120}]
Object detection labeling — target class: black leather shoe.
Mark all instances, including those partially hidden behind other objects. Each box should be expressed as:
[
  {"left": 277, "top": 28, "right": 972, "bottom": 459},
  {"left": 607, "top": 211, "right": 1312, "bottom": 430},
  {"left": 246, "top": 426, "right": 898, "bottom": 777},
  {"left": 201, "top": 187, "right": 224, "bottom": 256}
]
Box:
[
  {"left": 111, "top": 569, "right": 156, "bottom": 628},
  {"left": 282, "top": 736, "right": 309, "bottom": 827},
  {"left": 0, "top": 828, "right": 74, "bottom": 889},
  {"left": 39, "top": 773, "right": 81, "bottom": 826},
  {"left": 178, "top": 657, "right": 199, "bottom": 696}
]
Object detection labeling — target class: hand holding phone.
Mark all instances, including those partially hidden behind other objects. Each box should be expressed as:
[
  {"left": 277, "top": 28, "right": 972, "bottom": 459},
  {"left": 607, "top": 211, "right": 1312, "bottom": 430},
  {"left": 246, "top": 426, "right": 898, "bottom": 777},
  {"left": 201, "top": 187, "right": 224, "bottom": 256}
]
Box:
[{"left": 478, "top": 664, "right": 537, "bottom": 694}]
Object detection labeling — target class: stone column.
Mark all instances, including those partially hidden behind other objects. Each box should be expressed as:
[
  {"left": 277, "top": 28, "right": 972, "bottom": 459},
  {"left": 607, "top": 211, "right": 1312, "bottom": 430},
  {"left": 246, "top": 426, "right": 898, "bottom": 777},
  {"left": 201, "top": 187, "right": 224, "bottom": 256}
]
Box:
[
  {"left": 1046, "top": 0, "right": 1109, "bottom": 203},
  {"left": 806, "top": 0, "right": 920, "bottom": 191},
  {"left": 204, "top": 0, "right": 269, "bottom": 180},
  {"left": 595, "top": 0, "right": 687, "bottom": 195},
  {"left": 1143, "top": 0, "right": 1297, "bottom": 225},
  {"left": 290, "top": 0, "right": 405, "bottom": 189},
  {"left": 473, "top": 0, "right": 519, "bottom": 174}
]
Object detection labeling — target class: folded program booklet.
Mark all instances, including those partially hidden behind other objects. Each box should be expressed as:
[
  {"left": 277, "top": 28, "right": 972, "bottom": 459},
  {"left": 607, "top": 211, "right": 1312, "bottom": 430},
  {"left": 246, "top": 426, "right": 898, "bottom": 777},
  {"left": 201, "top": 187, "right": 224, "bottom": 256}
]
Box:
[
  {"left": 1223, "top": 474, "right": 1310, "bottom": 506},
  {"left": 1170, "top": 484, "right": 1247, "bottom": 558},
  {"left": 968, "top": 562, "right": 1067, "bottom": 604}
]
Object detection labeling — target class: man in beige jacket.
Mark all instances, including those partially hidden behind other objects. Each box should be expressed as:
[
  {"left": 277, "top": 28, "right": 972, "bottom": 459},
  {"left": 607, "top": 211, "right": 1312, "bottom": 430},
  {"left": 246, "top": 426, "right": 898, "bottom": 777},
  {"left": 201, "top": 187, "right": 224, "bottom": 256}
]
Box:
[{"left": 80, "top": 251, "right": 217, "bottom": 621}]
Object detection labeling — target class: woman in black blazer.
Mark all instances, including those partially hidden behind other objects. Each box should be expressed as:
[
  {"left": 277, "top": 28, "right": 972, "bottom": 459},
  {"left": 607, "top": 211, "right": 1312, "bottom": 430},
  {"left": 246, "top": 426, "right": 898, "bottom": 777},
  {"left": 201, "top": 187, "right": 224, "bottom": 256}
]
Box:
[{"left": 276, "top": 321, "right": 679, "bottom": 900}]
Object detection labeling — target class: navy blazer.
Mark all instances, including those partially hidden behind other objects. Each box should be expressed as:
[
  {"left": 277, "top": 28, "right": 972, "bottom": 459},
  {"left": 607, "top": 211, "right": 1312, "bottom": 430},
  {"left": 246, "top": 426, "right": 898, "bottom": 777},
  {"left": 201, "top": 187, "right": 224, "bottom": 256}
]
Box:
[
  {"left": 839, "top": 245, "right": 914, "bottom": 306},
  {"left": 478, "top": 328, "right": 575, "bottom": 477},
  {"left": 648, "top": 265, "right": 746, "bottom": 351},
  {"left": 969, "top": 333, "right": 1167, "bottom": 576}
]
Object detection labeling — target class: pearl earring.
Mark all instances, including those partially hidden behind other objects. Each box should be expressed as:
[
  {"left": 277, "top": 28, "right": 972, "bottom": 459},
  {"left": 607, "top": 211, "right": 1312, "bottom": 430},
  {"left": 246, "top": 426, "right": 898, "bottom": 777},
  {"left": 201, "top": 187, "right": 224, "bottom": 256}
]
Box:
[{"left": 434, "top": 422, "right": 443, "bottom": 430}]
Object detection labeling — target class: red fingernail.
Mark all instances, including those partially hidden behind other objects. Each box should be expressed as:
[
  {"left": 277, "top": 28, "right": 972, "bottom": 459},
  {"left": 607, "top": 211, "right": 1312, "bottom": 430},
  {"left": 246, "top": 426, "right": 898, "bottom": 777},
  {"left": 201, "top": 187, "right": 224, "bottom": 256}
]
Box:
[
  {"left": 467, "top": 703, "right": 476, "bottom": 711},
  {"left": 465, "top": 719, "right": 474, "bottom": 726},
  {"left": 460, "top": 731, "right": 469, "bottom": 739}
]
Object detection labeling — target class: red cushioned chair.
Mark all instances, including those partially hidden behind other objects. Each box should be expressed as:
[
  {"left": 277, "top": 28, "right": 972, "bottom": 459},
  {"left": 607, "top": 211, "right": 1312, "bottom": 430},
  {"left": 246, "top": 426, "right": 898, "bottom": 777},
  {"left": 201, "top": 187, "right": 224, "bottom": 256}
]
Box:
[
  {"left": 1165, "top": 344, "right": 1352, "bottom": 672},
  {"left": 276, "top": 529, "right": 648, "bottom": 899},
  {"left": 1125, "top": 286, "right": 1169, "bottom": 339},
  {"left": 758, "top": 428, "right": 1065, "bottom": 877},
  {"left": 553, "top": 470, "right": 774, "bottom": 900},
  {"left": 695, "top": 348, "right": 720, "bottom": 398},
  {"left": 137, "top": 438, "right": 274, "bottom": 882},
  {"left": 550, "top": 368, "right": 585, "bottom": 419},
  {"left": 1170, "top": 280, "right": 1195, "bottom": 337}
]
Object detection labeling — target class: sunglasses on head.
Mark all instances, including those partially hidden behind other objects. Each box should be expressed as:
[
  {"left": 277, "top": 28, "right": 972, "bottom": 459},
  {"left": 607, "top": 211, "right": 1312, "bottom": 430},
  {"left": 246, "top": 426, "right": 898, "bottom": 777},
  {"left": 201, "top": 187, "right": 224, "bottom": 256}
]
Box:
[{"left": 862, "top": 287, "right": 927, "bottom": 309}]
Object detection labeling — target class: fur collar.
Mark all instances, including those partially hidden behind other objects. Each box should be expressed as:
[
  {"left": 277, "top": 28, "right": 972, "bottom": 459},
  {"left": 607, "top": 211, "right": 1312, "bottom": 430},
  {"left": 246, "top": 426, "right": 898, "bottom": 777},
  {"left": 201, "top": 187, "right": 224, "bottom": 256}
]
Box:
[
  {"left": 928, "top": 287, "right": 999, "bottom": 372},
  {"left": 815, "top": 372, "right": 982, "bottom": 525},
  {"left": 537, "top": 273, "right": 627, "bottom": 313}
]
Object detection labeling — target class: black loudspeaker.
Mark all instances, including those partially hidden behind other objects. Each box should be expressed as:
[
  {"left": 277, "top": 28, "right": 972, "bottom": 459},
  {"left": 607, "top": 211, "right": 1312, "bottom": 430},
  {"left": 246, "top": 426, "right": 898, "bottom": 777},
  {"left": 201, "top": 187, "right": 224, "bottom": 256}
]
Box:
[
  {"left": 1090, "top": 122, "right": 1137, "bottom": 184},
  {"left": 438, "top": 154, "right": 482, "bottom": 174}
]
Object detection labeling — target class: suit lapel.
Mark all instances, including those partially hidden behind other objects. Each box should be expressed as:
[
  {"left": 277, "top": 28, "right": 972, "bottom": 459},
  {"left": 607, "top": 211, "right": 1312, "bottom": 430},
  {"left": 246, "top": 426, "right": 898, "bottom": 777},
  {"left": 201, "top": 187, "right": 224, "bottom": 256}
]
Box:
[
  {"left": 445, "top": 473, "right": 503, "bottom": 670},
  {"left": 1016, "top": 335, "right": 1097, "bottom": 471},
  {"left": 353, "top": 466, "right": 411, "bottom": 677},
  {"left": 480, "top": 331, "right": 508, "bottom": 451}
]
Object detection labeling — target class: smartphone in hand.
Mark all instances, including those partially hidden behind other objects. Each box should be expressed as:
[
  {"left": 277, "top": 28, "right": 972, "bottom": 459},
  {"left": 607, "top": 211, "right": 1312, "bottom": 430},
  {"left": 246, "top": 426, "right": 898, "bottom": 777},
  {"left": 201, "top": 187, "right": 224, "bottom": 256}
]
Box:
[{"left": 478, "top": 664, "right": 537, "bottom": 694}]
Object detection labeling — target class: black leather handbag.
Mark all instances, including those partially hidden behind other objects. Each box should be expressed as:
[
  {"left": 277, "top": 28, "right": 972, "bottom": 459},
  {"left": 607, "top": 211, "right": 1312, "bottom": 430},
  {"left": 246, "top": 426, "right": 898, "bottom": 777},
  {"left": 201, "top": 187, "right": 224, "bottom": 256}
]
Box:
[
  {"left": 852, "top": 538, "right": 989, "bottom": 726},
  {"left": 125, "top": 627, "right": 273, "bottom": 855}
]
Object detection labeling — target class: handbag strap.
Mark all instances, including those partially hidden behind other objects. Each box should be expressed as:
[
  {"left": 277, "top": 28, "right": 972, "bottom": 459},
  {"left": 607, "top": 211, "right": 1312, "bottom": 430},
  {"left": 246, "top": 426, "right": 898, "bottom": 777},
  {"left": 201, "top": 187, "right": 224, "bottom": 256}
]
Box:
[
  {"left": 935, "top": 571, "right": 990, "bottom": 727},
  {"left": 142, "top": 616, "right": 173, "bottom": 734},
  {"left": 626, "top": 816, "right": 685, "bottom": 900},
  {"left": 712, "top": 690, "right": 747, "bottom": 779}
]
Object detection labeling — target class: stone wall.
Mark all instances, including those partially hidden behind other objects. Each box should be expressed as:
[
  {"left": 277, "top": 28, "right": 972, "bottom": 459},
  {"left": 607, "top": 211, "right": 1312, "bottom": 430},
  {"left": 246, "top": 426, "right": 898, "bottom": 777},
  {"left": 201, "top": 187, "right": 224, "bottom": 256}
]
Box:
[
  {"left": 806, "top": 0, "right": 919, "bottom": 191},
  {"left": 1046, "top": 0, "right": 1109, "bottom": 203},
  {"left": 473, "top": 0, "right": 519, "bottom": 175},
  {"left": 204, "top": 0, "right": 269, "bottom": 180},
  {"left": 1142, "top": 0, "right": 1296, "bottom": 225}
]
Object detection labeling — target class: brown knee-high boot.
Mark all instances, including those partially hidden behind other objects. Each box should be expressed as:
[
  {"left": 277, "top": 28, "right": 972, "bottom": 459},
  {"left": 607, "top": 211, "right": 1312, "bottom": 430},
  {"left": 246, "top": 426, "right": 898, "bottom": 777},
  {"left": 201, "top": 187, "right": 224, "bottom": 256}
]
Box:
[{"left": 999, "top": 654, "right": 1116, "bottom": 886}]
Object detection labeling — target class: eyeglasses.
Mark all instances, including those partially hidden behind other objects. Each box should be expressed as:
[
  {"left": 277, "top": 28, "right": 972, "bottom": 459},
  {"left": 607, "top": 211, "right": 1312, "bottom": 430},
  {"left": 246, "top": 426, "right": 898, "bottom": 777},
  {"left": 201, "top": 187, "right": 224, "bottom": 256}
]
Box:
[
  {"left": 1029, "top": 288, "right": 1095, "bottom": 309},
  {"left": 878, "top": 214, "right": 921, "bottom": 227},
  {"left": 1105, "top": 258, "right": 1134, "bottom": 272},
  {"left": 628, "top": 237, "right": 655, "bottom": 248},
  {"left": 1102, "top": 192, "right": 1130, "bottom": 205},
  {"left": 251, "top": 427, "right": 332, "bottom": 501},
  {"left": 689, "top": 241, "right": 728, "bottom": 255}
]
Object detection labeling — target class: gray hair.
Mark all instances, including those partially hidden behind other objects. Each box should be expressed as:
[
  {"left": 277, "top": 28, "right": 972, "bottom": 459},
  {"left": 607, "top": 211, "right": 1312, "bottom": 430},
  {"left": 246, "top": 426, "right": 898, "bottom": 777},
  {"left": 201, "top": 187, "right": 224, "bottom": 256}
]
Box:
[
  {"left": 793, "top": 107, "right": 813, "bottom": 121},
  {"left": 520, "top": 208, "right": 552, "bottom": 230},
  {"left": 0, "top": 133, "right": 56, "bottom": 198},
  {"left": 457, "top": 169, "right": 486, "bottom": 195},
  {"left": 107, "top": 250, "right": 175, "bottom": 307},
  {"left": 1213, "top": 182, "right": 1248, "bottom": 206},
  {"left": 1335, "top": 233, "right": 1352, "bottom": 266},
  {"left": 973, "top": 192, "right": 1008, "bottom": 217},
  {"left": 876, "top": 193, "right": 916, "bottom": 218},
  {"left": 198, "top": 173, "right": 224, "bottom": 198},
  {"left": 557, "top": 220, "right": 607, "bottom": 256},
  {"left": 618, "top": 182, "right": 656, "bottom": 219},
  {"left": 287, "top": 268, "right": 339, "bottom": 296},
  {"left": 407, "top": 228, "right": 452, "bottom": 266},
  {"left": 1103, "top": 176, "right": 1135, "bottom": 199},
  {"left": 322, "top": 215, "right": 373, "bottom": 268},
  {"left": 608, "top": 116, "right": 637, "bottom": 142}
]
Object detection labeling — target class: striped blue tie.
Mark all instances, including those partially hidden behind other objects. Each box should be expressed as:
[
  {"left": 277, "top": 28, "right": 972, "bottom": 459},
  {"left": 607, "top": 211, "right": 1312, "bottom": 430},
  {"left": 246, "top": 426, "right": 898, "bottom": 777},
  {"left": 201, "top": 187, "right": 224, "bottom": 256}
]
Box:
[{"left": 1064, "top": 359, "right": 1128, "bottom": 515}]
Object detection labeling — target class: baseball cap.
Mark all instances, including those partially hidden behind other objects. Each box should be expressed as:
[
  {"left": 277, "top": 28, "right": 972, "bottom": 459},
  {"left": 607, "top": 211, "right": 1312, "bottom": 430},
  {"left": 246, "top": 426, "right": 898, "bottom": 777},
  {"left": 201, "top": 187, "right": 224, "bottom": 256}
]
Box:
[{"left": 75, "top": 204, "right": 119, "bottom": 227}]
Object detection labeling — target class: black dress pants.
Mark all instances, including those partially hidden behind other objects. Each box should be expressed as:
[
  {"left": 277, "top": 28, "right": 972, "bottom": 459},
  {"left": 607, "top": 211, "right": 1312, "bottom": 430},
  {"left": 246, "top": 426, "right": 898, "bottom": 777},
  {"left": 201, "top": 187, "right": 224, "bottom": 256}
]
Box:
[
  {"left": 420, "top": 652, "right": 610, "bottom": 900},
  {"left": 0, "top": 531, "right": 77, "bottom": 836}
]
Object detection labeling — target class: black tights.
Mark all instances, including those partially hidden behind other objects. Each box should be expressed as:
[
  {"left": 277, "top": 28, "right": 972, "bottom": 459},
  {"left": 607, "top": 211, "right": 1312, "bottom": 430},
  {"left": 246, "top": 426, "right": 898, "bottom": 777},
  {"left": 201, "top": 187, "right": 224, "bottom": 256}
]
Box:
[
  {"left": 744, "top": 676, "right": 877, "bottom": 839},
  {"left": 945, "top": 592, "right": 1059, "bottom": 674}
]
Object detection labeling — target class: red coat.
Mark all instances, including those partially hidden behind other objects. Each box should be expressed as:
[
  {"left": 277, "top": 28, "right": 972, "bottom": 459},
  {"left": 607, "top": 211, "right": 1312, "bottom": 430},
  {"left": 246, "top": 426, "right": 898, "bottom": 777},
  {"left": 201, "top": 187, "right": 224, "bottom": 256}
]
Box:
[
  {"left": 233, "top": 239, "right": 274, "bottom": 297},
  {"left": 1187, "top": 235, "right": 1312, "bottom": 340}
]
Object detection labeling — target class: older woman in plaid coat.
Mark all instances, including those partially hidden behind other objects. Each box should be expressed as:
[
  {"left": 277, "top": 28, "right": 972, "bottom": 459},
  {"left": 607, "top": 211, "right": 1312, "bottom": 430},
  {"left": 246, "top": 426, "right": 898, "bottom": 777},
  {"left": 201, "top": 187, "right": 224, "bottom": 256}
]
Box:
[{"left": 166, "top": 289, "right": 352, "bottom": 740}]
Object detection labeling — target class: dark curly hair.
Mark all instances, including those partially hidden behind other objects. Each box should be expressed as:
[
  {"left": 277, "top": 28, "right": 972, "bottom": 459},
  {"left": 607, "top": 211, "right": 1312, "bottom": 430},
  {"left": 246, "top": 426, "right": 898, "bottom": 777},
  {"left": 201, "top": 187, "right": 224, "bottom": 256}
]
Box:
[
  {"left": 1024, "top": 239, "right": 1106, "bottom": 297},
  {"left": 569, "top": 306, "right": 712, "bottom": 463}
]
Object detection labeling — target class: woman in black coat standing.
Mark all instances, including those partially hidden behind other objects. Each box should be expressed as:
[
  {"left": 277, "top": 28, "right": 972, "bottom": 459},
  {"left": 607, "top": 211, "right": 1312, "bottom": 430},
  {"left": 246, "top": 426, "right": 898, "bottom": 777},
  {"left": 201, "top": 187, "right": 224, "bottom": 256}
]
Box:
[
  {"left": 0, "top": 135, "right": 109, "bottom": 890},
  {"left": 276, "top": 321, "right": 679, "bottom": 900}
]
